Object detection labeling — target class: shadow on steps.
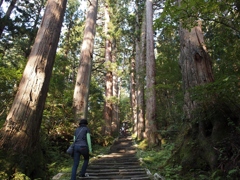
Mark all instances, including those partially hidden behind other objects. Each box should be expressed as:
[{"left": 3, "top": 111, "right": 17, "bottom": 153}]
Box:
[{"left": 78, "top": 136, "right": 151, "bottom": 180}]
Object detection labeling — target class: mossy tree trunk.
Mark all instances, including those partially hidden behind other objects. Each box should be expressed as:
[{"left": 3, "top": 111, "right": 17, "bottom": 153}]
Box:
[{"left": 179, "top": 21, "right": 220, "bottom": 171}]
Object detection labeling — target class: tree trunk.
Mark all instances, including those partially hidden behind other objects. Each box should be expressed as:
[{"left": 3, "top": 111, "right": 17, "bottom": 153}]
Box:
[
  {"left": 0, "top": 0, "right": 67, "bottom": 153},
  {"left": 180, "top": 22, "right": 214, "bottom": 119},
  {"left": 145, "top": 0, "right": 157, "bottom": 146},
  {"left": 0, "top": 0, "right": 17, "bottom": 37},
  {"left": 112, "top": 38, "right": 119, "bottom": 135},
  {"left": 104, "top": 3, "right": 113, "bottom": 136},
  {"left": 130, "top": 2, "right": 138, "bottom": 132},
  {"left": 179, "top": 20, "right": 218, "bottom": 170},
  {"left": 131, "top": 55, "right": 137, "bottom": 137},
  {"left": 73, "top": 0, "right": 98, "bottom": 120},
  {"left": 136, "top": 2, "right": 146, "bottom": 141},
  {"left": 134, "top": 38, "right": 139, "bottom": 137}
]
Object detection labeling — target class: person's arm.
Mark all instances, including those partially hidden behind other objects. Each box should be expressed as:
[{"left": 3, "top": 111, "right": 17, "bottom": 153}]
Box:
[
  {"left": 73, "top": 130, "right": 76, "bottom": 141},
  {"left": 87, "top": 133, "right": 92, "bottom": 153}
]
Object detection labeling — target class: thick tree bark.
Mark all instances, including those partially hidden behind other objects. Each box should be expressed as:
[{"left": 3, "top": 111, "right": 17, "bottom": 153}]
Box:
[
  {"left": 73, "top": 0, "right": 98, "bottom": 120},
  {"left": 145, "top": 0, "right": 157, "bottom": 146},
  {"left": 131, "top": 55, "right": 137, "bottom": 136},
  {"left": 132, "top": 0, "right": 140, "bottom": 138},
  {"left": 0, "top": 0, "right": 67, "bottom": 153},
  {"left": 104, "top": 3, "right": 112, "bottom": 135},
  {"left": 104, "top": 70, "right": 113, "bottom": 136},
  {"left": 112, "top": 39, "right": 119, "bottom": 135},
  {"left": 134, "top": 40, "right": 139, "bottom": 137},
  {"left": 137, "top": 3, "right": 146, "bottom": 140},
  {"left": 179, "top": 21, "right": 217, "bottom": 170},
  {"left": 0, "top": 0, "right": 17, "bottom": 37},
  {"left": 180, "top": 22, "right": 214, "bottom": 119}
]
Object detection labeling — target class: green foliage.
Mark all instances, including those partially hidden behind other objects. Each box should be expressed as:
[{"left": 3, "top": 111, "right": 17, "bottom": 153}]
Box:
[
  {"left": 189, "top": 75, "right": 240, "bottom": 111},
  {"left": 154, "top": 18, "right": 183, "bottom": 130},
  {"left": 0, "top": 142, "right": 47, "bottom": 179},
  {"left": 11, "top": 173, "right": 31, "bottom": 180},
  {"left": 45, "top": 144, "right": 73, "bottom": 178},
  {"left": 227, "top": 168, "right": 240, "bottom": 178},
  {"left": 136, "top": 141, "right": 183, "bottom": 180},
  {"left": 119, "top": 93, "right": 131, "bottom": 122},
  {"left": 0, "top": 62, "right": 24, "bottom": 124},
  {"left": 1, "top": 0, "right": 45, "bottom": 57}
]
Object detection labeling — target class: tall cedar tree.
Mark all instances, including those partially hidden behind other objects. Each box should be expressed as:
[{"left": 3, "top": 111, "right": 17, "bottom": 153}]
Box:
[
  {"left": 112, "top": 38, "right": 119, "bottom": 135},
  {"left": 135, "top": 0, "right": 145, "bottom": 140},
  {"left": 131, "top": 52, "right": 137, "bottom": 136},
  {"left": 73, "top": 0, "right": 98, "bottom": 120},
  {"left": 103, "top": 2, "right": 112, "bottom": 136},
  {"left": 179, "top": 20, "right": 216, "bottom": 170},
  {"left": 178, "top": 0, "right": 219, "bottom": 167},
  {"left": 0, "top": 0, "right": 67, "bottom": 153},
  {"left": 134, "top": 29, "right": 139, "bottom": 137},
  {"left": 145, "top": 0, "right": 157, "bottom": 145}
]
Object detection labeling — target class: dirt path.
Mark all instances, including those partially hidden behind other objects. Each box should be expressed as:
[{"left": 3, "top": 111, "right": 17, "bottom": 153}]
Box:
[{"left": 78, "top": 136, "right": 151, "bottom": 179}]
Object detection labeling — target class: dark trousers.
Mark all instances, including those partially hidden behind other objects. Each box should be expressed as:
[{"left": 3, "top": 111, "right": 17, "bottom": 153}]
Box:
[{"left": 70, "top": 145, "right": 89, "bottom": 180}]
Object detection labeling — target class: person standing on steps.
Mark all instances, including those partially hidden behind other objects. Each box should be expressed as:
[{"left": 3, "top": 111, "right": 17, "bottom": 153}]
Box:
[{"left": 70, "top": 119, "right": 92, "bottom": 180}]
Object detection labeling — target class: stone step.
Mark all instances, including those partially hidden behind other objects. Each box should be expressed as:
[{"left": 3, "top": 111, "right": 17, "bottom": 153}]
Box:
[
  {"left": 92, "top": 158, "right": 139, "bottom": 162},
  {"left": 78, "top": 176, "right": 150, "bottom": 180},
  {"left": 88, "top": 162, "right": 140, "bottom": 166},
  {"left": 87, "top": 171, "right": 148, "bottom": 176},
  {"left": 87, "top": 168, "right": 146, "bottom": 173},
  {"left": 88, "top": 165, "right": 144, "bottom": 170},
  {"left": 78, "top": 173, "right": 150, "bottom": 179},
  {"left": 76, "top": 136, "right": 151, "bottom": 180}
]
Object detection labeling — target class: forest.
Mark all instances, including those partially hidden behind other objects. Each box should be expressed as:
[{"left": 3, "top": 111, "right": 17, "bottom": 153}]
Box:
[{"left": 0, "top": 0, "right": 240, "bottom": 179}]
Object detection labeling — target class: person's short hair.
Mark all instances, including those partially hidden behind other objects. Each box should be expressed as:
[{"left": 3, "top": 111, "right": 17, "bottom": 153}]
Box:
[{"left": 79, "top": 119, "right": 88, "bottom": 125}]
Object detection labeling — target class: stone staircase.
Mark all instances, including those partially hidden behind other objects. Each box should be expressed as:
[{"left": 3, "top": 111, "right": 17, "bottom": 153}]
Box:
[{"left": 78, "top": 136, "right": 151, "bottom": 180}]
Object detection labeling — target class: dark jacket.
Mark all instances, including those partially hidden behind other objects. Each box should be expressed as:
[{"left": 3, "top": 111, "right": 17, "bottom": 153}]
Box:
[{"left": 74, "top": 125, "right": 90, "bottom": 147}]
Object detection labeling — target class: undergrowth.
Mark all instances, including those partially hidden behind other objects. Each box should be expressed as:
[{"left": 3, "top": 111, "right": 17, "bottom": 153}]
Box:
[
  {"left": 135, "top": 139, "right": 182, "bottom": 180},
  {"left": 135, "top": 139, "right": 240, "bottom": 180}
]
